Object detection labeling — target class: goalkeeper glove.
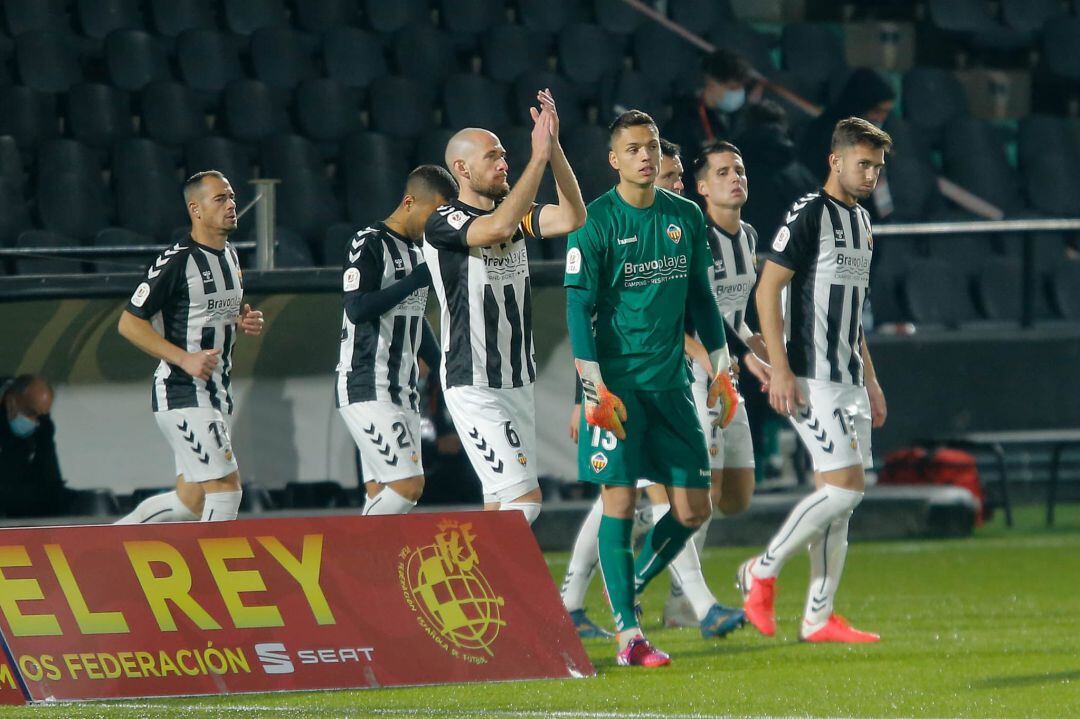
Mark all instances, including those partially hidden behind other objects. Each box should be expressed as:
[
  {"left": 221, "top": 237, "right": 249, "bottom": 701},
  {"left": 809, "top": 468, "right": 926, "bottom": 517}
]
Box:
[
  {"left": 706, "top": 346, "right": 739, "bottom": 429},
  {"left": 575, "top": 359, "right": 628, "bottom": 440}
]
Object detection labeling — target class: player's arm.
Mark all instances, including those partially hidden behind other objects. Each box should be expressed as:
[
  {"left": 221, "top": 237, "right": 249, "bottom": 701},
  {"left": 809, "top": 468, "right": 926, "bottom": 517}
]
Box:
[
  {"left": 755, "top": 260, "right": 802, "bottom": 416},
  {"left": 567, "top": 285, "right": 628, "bottom": 440},
  {"left": 418, "top": 319, "right": 441, "bottom": 375},
  {"left": 465, "top": 108, "right": 554, "bottom": 248},
  {"left": 534, "top": 89, "right": 587, "bottom": 237},
  {"left": 118, "top": 311, "right": 218, "bottom": 381},
  {"left": 861, "top": 331, "right": 887, "bottom": 428},
  {"left": 686, "top": 270, "right": 739, "bottom": 428},
  {"left": 344, "top": 265, "right": 431, "bottom": 324}
]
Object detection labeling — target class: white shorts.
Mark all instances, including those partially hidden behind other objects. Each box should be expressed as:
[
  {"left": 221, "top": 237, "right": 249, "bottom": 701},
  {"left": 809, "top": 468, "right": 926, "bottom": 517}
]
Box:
[
  {"left": 155, "top": 407, "right": 239, "bottom": 483},
  {"left": 790, "top": 378, "right": 872, "bottom": 473},
  {"left": 339, "top": 402, "right": 424, "bottom": 484},
  {"left": 444, "top": 384, "right": 538, "bottom": 503},
  {"left": 691, "top": 375, "right": 755, "bottom": 471}
]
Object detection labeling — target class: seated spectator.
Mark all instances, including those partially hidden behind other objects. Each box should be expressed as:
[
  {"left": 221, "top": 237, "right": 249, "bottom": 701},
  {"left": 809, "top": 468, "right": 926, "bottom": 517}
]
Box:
[
  {"left": 667, "top": 49, "right": 756, "bottom": 163},
  {"left": 0, "top": 375, "right": 71, "bottom": 518}
]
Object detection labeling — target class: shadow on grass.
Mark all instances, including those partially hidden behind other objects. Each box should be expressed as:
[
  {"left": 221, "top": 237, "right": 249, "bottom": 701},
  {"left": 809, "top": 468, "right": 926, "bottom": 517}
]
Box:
[{"left": 969, "top": 669, "right": 1080, "bottom": 689}]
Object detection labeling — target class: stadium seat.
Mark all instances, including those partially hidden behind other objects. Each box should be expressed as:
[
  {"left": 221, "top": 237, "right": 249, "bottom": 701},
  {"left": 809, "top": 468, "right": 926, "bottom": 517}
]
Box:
[
  {"left": 148, "top": 0, "right": 214, "bottom": 38},
  {"left": 13, "top": 230, "right": 83, "bottom": 275},
  {"left": 927, "top": 0, "right": 998, "bottom": 34},
  {"left": 37, "top": 171, "right": 112, "bottom": 241},
  {"left": 782, "top": 23, "right": 847, "bottom": 88},
  {"left": 341, "top": 131, "right": 411, "bottom": 224},
  {"left": 66, "top": 83, "right": 134, "bottom": 149},
  {"left": 669, "top": 0, "right": 733, "bottom": 37},
  {"left": 251, "top": 26, "right": 318, "bottom": 90},
  {"left": 708, "top": 21, "right": 778, "bottom": 79},
  {"left": 239, "top": 225, "right": 315, "bottom": 268},
  {"left": 481, "top": 24, "right": 549, "bottom": 84},
  {"left": 562, "top": 125, "right": 615, "bottom": 204},
  {"left": 393, "top": 25, "right": 459, "bottom": 90},
  {"left": 322, "top": 27, "right": 387, "bottom": 90},
  {"left": 321, "top": 221, "right": 360, "bottom": 267},
  {"left": 15, "top": 30, "right": 83, "bottom": 93},
  {"left": 902, "top": 67, "right": 967, "bottom": 136},
  {"left": 261, "top": 134, "right": 323, "bottom": 178},
  {"left": 631, "top": 22, "right": 697, "bottom": 89},
  {"left": 221, "top": 79, "right": 291, "bottom": 144},
  {"left": 184, "top": 135, "right": 255, "bottom": 204},
  {"left": 442, "top": 74, "right": 511, "bottom": 131},
  {"left": 517, "top": 0, "right": 578, "bottom": 35},
  {"left": 364, "top": 0, "right": 430, "bottom": 34},
  {"left": 223, "top": 0, "right": 286, "bottom": 35},
  {"left": 75, "top": 0, "right": 142, "bottom": 40},
  {"left": 140, "top": 81, "right": 209, "bottom": 146},
  {"left": 601, "top": 69, "right": 667, "bottom": 126},
  {"left": 1042, "top": 17, "right": 1080, "bottom": 81},
  {"left": 437, "top": 0, "right": 505, "bottom": 37},
  {"left": 0, "top": 86, "right": 59, "bottom": 150},
  {"left": 557, "top": 24, "right": 619, "bottom": 90},
  {"left": 925, "top": 233, "right": 994, "bottom": 272},
  {"left": 0, "top": 179, "right": 32, "bottom": 249},
  {"left": 942, "top": 118, "right": 1023, "bottom": 216},
  {"left": 238, "top": 483, "right": 276, "bottom": 512},
  {"left": 37, "top": 139, "right": 104, "bottom": 181},
  {"left": 512, "top": 72, "right": 584, "bottom": 129},
  {"left": 175, "top": 29, "right": 244, "bottom": 95},
  {"left": 260, "top": 135, "right": 343, "bottom": 241},
  {"left": 1049, "top": 261, "right": 1080, "bottom": 320},
  {"left": 1017, "top": 115, "right": 1071, "bottom": 169},
  {"left": 105, "top": 30, "right": 170, "bottom": 91},
  {"left": 368, "top": 76, "right": 436, "bottom": 140},
  {"left": 281, "top": 480, "right": 347, "bottom": 508},
  {"left": 294, "top": 0, "right": 358, "bottom": 34},
  {"left": 0, "top": 137, "right": 24, "bottom": 192},
  {"left": 3, "top": 0, "right": 69, "bottom": 36},
  {"left": 414, "top": 128, "right": 455, "bottom": 167},
  {"left": 295, "top": 78, "right": 362, "bottom": 148},
  {"left": 1001, "top": 0, "right": 1063, "bottom": 36},
  {"left": 1022, "top": 147, "right": 1080, "bottom": 216},
  {"left": 900, "top": 259, "right": 974, "bottom": 328},
  {"left": 113, "top": 147, "right": 186, "bottom": 243},
  {"left": 593, "top": 0, "right": 643, "bottom": 35},
  {"left": 973, "top": 257, "right": 1022, "bottom": 323},
  {"left": 89, "top": 226, "right": 153, "bottom": 273}
]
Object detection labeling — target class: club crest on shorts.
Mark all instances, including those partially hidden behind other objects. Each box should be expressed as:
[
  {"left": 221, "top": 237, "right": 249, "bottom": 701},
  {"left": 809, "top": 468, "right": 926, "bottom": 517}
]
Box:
[
  {"left": 709, "top": 443, "right": 719, "bottom": 457},
  {"left": 666, "top": 224, "right": 682, "bottom": 243},
  {"left": 516, "top": 451, "right": 527, "bottom": 467},
  {"left": 590, "top": 452, "right": 608, "bottom": 473},
  {"left": 850, "top": 437, "right": 858, "bottom": 451}
]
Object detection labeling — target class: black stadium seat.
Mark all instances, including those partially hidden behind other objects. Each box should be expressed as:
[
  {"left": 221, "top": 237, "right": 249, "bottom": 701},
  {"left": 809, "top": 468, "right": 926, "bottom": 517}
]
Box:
[
  {"left": 105, "top": 30, "right": 170, "bottom": 92},
  {"left": 512, "top": 71, "right": 584, "bottom": 128},
  {"left": 15, "top": 30, "right": 83, "bottom": 93},
  {"left": 295, "top": 78, "right": 362, "bottom": 147},
  {"left": 437, "top": 0, "right": 505, "bottom": 37},
  {"left": 632, "top": 22, "right": 697, "bottom": 89},
  {"left": 517, "top": 0, "right": 577, "bottom": 35},
  {"left": 593, "top": 0, "right": 644, "bottom": 35},
  {"left": 140, "top": 81, "right": 208, "bottom": 146},
  {"left": 414, "top": 128, "right": 455, "bottom": 167},
  {"left": 782, "top": 23, "right": 847, "bottom": 88},
  {"left": 222, "top": 79, "right": 291, "bottom": 144},
  {"left": 368, "top": 76, "right": 436, "bottom": 140},
  {"left": 89, "top": 227, "right": 153, "bottom": 273},
  {"left": 75, "top": 0, "right": 143, "bottom": 40},
  {"left": 294, "top": 0, "right": 358, "bottom": 34},
  {"left": 974, "top": 258, "right": 1022, "bottom": 323},
  {"left": 38, "top": 170, "right": 111, "bottom": 241},
  {"left": 0, "top": 86, "right": 59, "bottom": 150},
  {"left": 1049, "top": 261, "right": 1080, "bottom": 320},
  {"left": 364, "top": 0, "right": 430, "bottom": 34},
  {"left": 322, "top": 27, "right": 387, "bottom": 90},
  {"left": 903, "top": 67, "right": 967, "bottom": 136},
  {"left": 14, "top": 230, "right": 83, "bottom": 275},
  {"left": 601, "top": 70, "right": 667, "bottom": 126},
  {"left": 900, "top": 259, "right": 974, "bottom": 328},
  {"left": 66, "top": 83, "right": 133, "bottom": 149},
  {"left": 942, "top": 118, "right": 1023, "bottom": 216},
  {"left": 558, "top": 24, "right": 619, "bottom": 90},
  {"left": 669, "top": 0, "right": 733, "bottom": 37},
  {"left": 3, "top": 0, "right": 69, "bottom": 36},
  {"left": 223, "top": 0, "right": 287, "bottom": 35},
  {"left": 0, "top": 179, "right": 32, "bottom": 249},
  {"left": 184, "top": 136, "right": 255, "bottom": 204},
  {"left": 251, "top": 26, "right": 318, "bottom": 90},
  {"left": 37, "top": 139, "right": 104, "bottom": 181},
  {"left": 176, "top": 29, "right": 244, "bottom": 95},
  {"left": 481, "top": 24, "right": 548, "bottom": 84},
  {"left": 342, "top": 131, "right": 411, "bottom": 225},
  {"left": 393, "top": 25, "right": 459, "bottom": 90},
  {"left": 260, "top": 134, "right": 343, "bottom": 241},
  {"left": 148, "top": 0, "right": 214, "bottom": 38},
  {"left": 0, "top": 137, "right": 24, "bottom": 193},
  {"left": 442, "top": 74, "right": 511, "bottom": 131}
]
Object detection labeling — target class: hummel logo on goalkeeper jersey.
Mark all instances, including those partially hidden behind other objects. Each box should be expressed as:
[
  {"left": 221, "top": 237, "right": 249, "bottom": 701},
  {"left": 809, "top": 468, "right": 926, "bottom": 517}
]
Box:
[{"left": 617, "top": 236, "right": 638, "bottom": 245}]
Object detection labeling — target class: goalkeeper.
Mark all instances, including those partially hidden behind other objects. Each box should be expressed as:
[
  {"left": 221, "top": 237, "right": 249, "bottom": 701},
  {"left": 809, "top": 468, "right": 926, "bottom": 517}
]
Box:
[{"left": 564, "top": 110, "right": 738, "bottom": 668}]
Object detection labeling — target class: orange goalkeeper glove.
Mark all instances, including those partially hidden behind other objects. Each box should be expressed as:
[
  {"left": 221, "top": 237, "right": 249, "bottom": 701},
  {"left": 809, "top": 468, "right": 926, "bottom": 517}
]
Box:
[
  {"left": 706, "top": 347, "right": 739, "bottom": 429},
  {"left": 575, "top": 359, "right": 628, "bottom": 440}
]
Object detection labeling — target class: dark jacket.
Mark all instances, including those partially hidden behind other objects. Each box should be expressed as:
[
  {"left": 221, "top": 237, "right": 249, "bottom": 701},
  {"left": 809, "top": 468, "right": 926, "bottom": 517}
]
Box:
[
  {"left": 736, "top": 121, "right": 820, "bottom": 244},
  {"left": 0, "top": 386, "right": 67, "bottom": 518}
]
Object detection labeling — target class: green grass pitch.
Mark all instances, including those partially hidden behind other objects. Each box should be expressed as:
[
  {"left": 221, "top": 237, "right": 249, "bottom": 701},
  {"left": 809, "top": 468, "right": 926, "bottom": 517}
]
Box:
[{"left": 3, "top": 504, "right": 1077, "bottom": 719}]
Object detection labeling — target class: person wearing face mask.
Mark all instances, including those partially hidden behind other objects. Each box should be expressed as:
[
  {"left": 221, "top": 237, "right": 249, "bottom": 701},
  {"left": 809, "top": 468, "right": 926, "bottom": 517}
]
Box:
[
  {"left": 667, "top": 50, "right": 753, "bottom": 163},
  {"left": 0, "top": 374, "right": 70, "bottom": 519}
]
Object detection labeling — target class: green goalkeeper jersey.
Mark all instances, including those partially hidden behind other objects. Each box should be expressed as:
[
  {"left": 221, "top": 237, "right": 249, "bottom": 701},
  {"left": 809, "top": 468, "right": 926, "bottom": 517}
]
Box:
[{"left": 564, "top": 186, "right": 712, "bottom": 391}]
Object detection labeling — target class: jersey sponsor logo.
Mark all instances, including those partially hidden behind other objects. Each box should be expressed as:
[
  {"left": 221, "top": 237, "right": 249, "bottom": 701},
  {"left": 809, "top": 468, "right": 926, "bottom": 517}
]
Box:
[
  {"left": 617, "top": 235, "right": 638, "bottom": 245},
  {"left": 590, "top": 452, "right": 608, "bottom": 473},
  {"left": 834, "top": 253, "right": 871, "bottom": 281},
  {"left": 482, "top": 246, "right": 528, "bottom": 281},
  {"left": 343, "top": 267, "right": 361, "bottom": 292},
  {"left": 666, "top": 224, "right": 682, "bottom": 243},
  {"left": 772, "top": 226, "right": 791, "bottom": 252},
  {"left": 206, "top": 296, "right": 242, "bottom": 323},
  {"left": 130, "top": 282, "right": 151, "bottom": 307},
  {"left": 623, "top": 255, "right": 688, "bottom": 287},
  {"left": 447, "top": 210, "right": 470, "bottom": 230},
  {"left": 565, "top": 247, "right": 581, "bottom": 274}
]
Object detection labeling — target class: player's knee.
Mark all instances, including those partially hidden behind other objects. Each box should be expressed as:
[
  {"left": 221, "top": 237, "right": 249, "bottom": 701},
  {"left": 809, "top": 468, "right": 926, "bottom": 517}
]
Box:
[
  {"left": 391, "top": 476, "right": 425, "bottom": 503},
  {"left": 716, "top": 493, "right": 750, "bottom": 516}
]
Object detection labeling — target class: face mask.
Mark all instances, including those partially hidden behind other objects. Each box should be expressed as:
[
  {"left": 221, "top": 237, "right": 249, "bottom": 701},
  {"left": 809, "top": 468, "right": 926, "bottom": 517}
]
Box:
[
  {"left": 715, "top": 87, "right": 746, "bottom": 113},
  {"left": 9, "top": 414, "right": 37, "bottom": 439}
]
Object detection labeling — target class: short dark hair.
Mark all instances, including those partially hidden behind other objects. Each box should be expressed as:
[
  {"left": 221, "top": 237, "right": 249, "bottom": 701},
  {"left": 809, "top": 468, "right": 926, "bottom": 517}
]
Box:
[
  {"left": 659, "top": 138, "right": 681, "bottom": 159},
  {"left": 744, "top": 98, "right": 787, "bottom": 129},
  {"left": 692, "top": 140, "right": 742, "bottom": 180},
  {"left": 608, "top": 109, "right": 658, "bottom": 146},
  {"left": 2, "top": 374, "right": 51, "bottom": 401},
  {"left": 831, "top": 117, "right": 893, "bottom": 154},
  {"left": 183, "top": 170, "right": 227, "bottom": 202},
  {"left": 406, "top": 164, "right": 458, "bottom": 201},
  {"left": 702, "top": 49, "right": 751, "bottom": 84}
]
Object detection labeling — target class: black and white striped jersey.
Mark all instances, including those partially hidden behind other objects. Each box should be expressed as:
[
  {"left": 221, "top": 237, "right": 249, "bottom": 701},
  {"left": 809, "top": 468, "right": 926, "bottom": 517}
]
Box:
[
  {"left": 126, "top": 236, "right": 244, "bottom": 413},
  {"left": 761, "top": 189, "right": 872, "bottom": 386},
  {"left": 707, "top": 219, "right": 758, "bottom": 332},
  {"left": 335, "top": 223, "right": 428, "bottom": 411},
  {"left": 422, "top": 200, "right": 544, "bottom": 390}
]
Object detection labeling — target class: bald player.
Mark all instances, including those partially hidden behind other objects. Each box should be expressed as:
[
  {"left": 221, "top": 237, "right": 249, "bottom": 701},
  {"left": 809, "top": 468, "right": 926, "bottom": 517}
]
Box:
[{"left": 422, "top": 90, "right": 586, "bottom": 524}]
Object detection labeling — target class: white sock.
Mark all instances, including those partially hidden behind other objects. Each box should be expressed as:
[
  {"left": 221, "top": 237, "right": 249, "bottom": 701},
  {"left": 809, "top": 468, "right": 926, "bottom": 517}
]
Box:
[
  {"left": 501, "top": 501, "right": 541, "bottom": 525},
  {"left": 803, "top": 512, "right": 852, "bottom": 632},
  {"left": 691, "top": 509, "right": 713, "bottom": 564},
  {"left": 653, "top": 503, "right": 717, "bottom": 621},
  {"left": 201, "top": 490, "right": 242, "bottom": 522},
  {"left": 362, "top": 487, "right": 417, "bottom": 516},
  {"left": 617, "top": 627, "right": 644, "bottom": 651},
  {"left": 561, "top": 496, "right": 603, "bottom": 612},
  {"left": 754, "top": 484, "right": 863, "bottom": 580},
  {"left": 115, "top": 490, "right": 198, "bottom": 524}
]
